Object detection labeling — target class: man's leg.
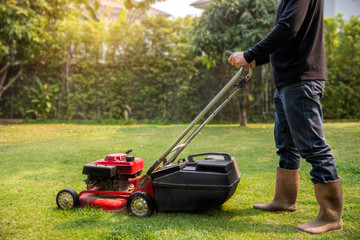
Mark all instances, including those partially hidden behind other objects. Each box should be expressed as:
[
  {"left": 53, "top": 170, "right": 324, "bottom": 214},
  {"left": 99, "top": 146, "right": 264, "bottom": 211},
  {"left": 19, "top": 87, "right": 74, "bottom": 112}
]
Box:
[
  {"left": 274, "top": 89, "right": 302, "bottom": 170},
  {"left": 253, "top": 90, "right": 300, "bottom": 212},
  {"left": 278, "top": 80, "right": 342, "bottom": 234},
  {"left": 279, "top": 80, "right": 338, "bottom": 183}
]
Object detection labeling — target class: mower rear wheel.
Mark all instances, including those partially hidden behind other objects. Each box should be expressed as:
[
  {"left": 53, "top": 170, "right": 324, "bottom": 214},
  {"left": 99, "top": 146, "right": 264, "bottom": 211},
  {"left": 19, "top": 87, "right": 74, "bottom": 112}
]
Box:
[
  {"left": 56, "top": 188, "right": 79, "bottom": 209},
  {"left": 127, "top": 191, "right": 154, "bottom": 217}
]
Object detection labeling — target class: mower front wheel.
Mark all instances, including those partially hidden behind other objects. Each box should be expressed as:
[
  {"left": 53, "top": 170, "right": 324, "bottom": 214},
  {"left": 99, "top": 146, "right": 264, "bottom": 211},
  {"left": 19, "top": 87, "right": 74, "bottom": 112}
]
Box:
[
  {"left": 56, "top": 188, "right": 79, "bottom": 210},
  {"left": 127, "top": 191, "right": 154, "bottom": 217}
]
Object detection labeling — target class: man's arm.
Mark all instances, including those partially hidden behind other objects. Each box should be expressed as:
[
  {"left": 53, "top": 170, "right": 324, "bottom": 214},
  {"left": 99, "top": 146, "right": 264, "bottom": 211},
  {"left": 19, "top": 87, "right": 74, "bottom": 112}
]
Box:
[
  {"left": 244, "top": 0, "right": 311, "bottom": 63},
  {"left": 229, "top": 0, "right": 311, "bottom": 68},
  {"left": 228, "top": 54, "right": 269, "bottom": 68}
]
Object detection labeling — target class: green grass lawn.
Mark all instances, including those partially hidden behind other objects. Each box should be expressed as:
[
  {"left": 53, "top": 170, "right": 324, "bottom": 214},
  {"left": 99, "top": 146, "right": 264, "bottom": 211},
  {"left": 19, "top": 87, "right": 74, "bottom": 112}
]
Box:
[{"left": 0, "top": 122, "right": 359, "bottom": 239}]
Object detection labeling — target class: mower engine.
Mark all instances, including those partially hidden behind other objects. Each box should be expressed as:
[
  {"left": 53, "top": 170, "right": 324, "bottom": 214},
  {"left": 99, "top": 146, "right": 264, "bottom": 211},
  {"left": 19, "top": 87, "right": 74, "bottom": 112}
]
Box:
[{"left": 82, "top": 150, "right": 143, "bottom": 192}]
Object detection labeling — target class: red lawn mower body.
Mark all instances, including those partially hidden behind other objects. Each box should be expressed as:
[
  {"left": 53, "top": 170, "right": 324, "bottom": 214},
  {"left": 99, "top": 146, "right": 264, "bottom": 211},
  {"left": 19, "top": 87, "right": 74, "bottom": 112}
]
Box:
[
  {"left": 70, "top": 151, "right": 241, "bottom": 216},
  {"left": 78, "top": 152, "right": 153, "bottom": 213}
]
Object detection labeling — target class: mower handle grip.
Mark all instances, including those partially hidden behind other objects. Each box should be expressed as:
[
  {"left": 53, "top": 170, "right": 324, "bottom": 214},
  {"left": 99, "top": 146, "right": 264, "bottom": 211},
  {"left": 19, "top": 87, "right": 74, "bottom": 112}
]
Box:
[
  {"left": 226, "top": 50, "right": 233, "bottom": 57},
  {"left": 187, "top": 152, "right": 231, "bottom": 162}
]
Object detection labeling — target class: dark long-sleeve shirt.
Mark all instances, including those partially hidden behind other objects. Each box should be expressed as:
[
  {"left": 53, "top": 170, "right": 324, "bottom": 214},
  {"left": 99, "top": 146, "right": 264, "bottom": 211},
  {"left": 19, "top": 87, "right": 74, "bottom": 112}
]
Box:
[{"left": 243, "top": 0, "right": 327, "bottom": 88}]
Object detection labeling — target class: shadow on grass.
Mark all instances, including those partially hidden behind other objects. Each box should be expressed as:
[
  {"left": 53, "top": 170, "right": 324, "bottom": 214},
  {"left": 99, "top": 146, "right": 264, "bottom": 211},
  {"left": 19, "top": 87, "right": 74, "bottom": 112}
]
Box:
[
  {"left": 54, "top": 206, "right": 298, "bottom": 235},
  {"left": 52, "top": 193, "right": 359, "bottom": 238}
]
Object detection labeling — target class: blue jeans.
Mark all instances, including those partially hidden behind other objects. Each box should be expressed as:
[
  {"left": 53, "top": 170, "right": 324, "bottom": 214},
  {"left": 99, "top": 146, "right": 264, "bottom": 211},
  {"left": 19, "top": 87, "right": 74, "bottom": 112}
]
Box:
[{"left": 274, "top": 80, "right": 339, "bottom": 184}]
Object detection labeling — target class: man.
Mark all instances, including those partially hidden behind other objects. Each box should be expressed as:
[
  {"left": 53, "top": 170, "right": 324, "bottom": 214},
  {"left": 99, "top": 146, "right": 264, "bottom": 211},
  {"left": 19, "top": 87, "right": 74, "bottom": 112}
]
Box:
[{"left": 228, "top": 0, "right": 342, "bottom": 234}]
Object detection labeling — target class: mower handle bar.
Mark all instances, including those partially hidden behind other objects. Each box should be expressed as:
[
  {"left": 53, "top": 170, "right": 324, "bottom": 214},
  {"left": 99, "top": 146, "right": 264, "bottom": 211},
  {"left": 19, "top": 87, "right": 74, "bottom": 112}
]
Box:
[
  {"left": 137, "top": 51, "right": 251, "bottom": 186},
  {"left": 160, "top": 51, "right": 240, "bottom": 159},
  {"left": 163, "top": 70, "right": 251, "bottom": 165}
]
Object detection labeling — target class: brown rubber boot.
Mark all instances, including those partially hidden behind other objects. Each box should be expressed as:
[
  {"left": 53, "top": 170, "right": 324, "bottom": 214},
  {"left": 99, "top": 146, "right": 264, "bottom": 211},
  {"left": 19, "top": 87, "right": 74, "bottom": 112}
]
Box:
[
  {"left": 296, "top": 178, "right": 343, "bottom": 234},
  {"left": 253, "top": 166, "right": 299, "bottom": 212}
]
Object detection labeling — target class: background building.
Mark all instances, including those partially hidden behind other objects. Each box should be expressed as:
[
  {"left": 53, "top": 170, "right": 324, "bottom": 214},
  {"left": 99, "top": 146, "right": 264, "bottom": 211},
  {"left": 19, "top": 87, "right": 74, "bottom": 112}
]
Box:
[
  {"left": 97, "top": 0, "right": 171, "bottom": 22},
  {"left": 190, "top": 0, "right": 212, "bottom": 9},
  {"left": 324, "top": 0, "right": 360, "bottom": 19}
]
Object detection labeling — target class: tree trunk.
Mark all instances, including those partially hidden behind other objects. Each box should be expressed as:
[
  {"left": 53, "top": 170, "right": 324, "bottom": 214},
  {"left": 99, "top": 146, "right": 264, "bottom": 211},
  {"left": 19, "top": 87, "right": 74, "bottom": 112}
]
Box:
[
  {"left": 240, "top": 106, "right": 247, "bottom": 126},
  {"left": 238, "top": 65, "right": 272, "bottom": 126},
  {"left": 9, "top": 86, "right": 14, "bottom": 118},
  {"left": 65, "top": 49, "right": 71, "bottom": 117},
  {"left": 240, "top": 86, "right": 249, "bottom": 126},
  {"left": 0, "top": 63, "right": 22, "bottom": 100},
  {"left": 248, "top": 66, "right": 271, "bottom": 110}
]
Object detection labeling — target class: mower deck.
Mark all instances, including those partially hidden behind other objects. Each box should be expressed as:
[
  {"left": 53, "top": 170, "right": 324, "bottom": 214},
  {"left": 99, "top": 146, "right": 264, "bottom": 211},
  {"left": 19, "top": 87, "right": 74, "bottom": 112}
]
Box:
[{"left": 79, "top": 191, "right": 129, "bottom": 213}]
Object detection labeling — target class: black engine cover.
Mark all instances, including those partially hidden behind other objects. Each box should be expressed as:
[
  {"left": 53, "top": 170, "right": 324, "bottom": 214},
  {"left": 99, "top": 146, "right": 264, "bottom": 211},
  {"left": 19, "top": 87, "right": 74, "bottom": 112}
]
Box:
[{"left": 82, "top": 163, "right": 117, "bottom": 178}]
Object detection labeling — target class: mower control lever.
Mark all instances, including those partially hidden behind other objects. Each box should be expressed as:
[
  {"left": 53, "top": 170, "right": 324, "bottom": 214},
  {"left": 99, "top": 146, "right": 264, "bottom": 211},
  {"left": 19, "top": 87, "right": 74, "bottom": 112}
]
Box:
[
  {"left": 125, "top": 149, "right": 133, "bottom": 154},
  {"left": 170, "top": 144, "right": 186, "bottom": 153},
  {"left": 177, "top": 158, "right": 188, "bottom": 170},
  {"left": 187, "top": 152, "right": 231, "bottom": 162}
]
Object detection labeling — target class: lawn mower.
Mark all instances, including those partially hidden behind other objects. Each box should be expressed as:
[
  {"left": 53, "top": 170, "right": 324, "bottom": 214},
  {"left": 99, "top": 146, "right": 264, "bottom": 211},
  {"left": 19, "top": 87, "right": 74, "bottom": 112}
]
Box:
[{"left": 56, "top": 51, "right": 251, "bottom": 217}]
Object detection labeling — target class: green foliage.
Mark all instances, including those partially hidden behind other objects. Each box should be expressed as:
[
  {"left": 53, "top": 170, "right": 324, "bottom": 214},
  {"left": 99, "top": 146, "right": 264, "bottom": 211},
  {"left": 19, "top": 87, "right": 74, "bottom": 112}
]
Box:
[
  {"left": 48, "top": 13, "right": 199, "bottom": 122},
  {"left": 1, "top": 1, "right": 359, "bottom": 122},
  {"left": 26, "top": 77, "right": 58, "bottom": 119},
  {"left": 124, "top": 0, "right": 165, "bottom": 10},
  {"left": 0, "top": 0, "right": 71, "bottom": 99},
  {"left": 126, "top": 16, "right": 200, "bottom": 121},
  {"left": 323, "top": 15, "right": 360, "bottom": 119}
]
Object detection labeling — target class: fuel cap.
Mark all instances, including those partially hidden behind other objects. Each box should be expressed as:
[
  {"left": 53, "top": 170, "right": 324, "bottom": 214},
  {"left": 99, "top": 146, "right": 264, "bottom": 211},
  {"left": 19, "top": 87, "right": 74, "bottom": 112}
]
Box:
[{"left": 126, "top": 155, "right": 135, "bottom": 162}]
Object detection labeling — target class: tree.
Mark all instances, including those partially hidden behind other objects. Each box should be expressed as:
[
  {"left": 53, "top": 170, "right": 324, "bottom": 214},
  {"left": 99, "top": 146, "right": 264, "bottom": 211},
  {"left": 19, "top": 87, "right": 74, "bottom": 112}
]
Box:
[
  {"left": 51, "top": 3, "right": 199, "bottom": 122},
  {"left": 323, "top": 15, "right": 360, "bottom": 119},
  {"left": 106, "top": 14, "right": 199, "bottom": 121},
  {"left": 191, "top": 0, "right": 277, "bottom": 126},
  {"left": 0, "top": 0, "right": 71, "bottom": 100}
]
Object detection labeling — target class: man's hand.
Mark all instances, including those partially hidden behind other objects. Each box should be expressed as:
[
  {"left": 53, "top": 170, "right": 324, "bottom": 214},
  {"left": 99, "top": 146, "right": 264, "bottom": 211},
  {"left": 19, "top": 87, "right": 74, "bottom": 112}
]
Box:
[{"left": 228, "top": 52, "right": 255, "bottom": 70}]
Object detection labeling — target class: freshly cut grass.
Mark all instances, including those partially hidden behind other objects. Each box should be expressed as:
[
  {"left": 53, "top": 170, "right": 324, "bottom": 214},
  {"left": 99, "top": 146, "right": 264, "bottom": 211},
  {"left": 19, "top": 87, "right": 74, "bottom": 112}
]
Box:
[{"left": 0, "top": 122, "right": 359, "bottom": 239}]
